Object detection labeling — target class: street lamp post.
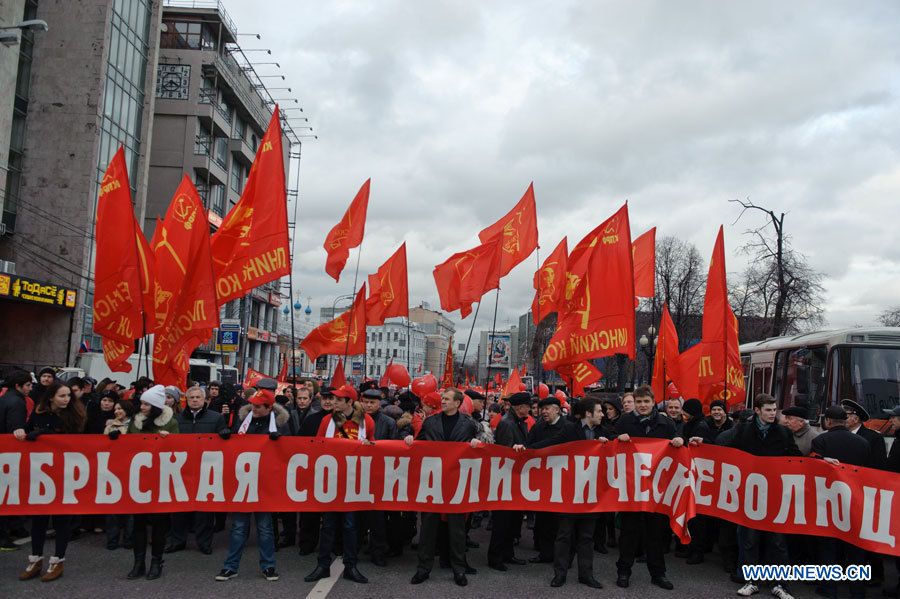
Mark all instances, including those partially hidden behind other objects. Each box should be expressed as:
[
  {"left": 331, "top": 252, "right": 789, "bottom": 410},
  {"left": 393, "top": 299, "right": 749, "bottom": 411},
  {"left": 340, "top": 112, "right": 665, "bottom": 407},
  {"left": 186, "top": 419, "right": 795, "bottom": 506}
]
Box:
[{"left": 639, "top": 325, "right": 658, "bottom": 384}]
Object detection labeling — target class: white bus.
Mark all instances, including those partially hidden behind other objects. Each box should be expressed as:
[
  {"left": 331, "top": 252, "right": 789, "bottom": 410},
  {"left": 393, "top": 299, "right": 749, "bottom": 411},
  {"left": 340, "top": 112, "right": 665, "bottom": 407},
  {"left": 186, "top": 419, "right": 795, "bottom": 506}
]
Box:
[{"left": 740, "top": 327, "right": 900, "bottom": 432}]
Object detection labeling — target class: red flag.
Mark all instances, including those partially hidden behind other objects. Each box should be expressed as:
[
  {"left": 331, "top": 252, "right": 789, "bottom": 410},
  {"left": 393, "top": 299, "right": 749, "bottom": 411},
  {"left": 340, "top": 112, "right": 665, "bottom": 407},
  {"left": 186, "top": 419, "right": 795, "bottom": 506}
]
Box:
[
  {"left": 674, "top": 227, "right": 746, "bottom": 408},
  {"left": 210, "top": 106, "right": 290, "bottom": 305},
  {"left": 651, "top": 303, "right": 680, "bottom": 403},
  {"left": 531, "top": 237, "right": 568, "bottom": 325},
  {"left": 324, "top": 179, "right": 370, "bottom": 282},
  {"left": 277, "top": 353, "right": 289, "bottom": 383},
  {"left": 433, "top": 236, "right": 502, "bottom": 318},
  {"left": 94, "top": 147, "right": 155, "bottom": 372},
  {"left": 557, "top": 362, "right": 603, "bottom": 397},
  {"left": 441, "top": 337, "right": 454, "bottom": 388},
  {"left": 366, "top": 242, "right": 408, "bottom": 325},
  {"left": 379, "top": 359, "right": 392, "bottom": 387},
  {"left": 151, "top": 176, "right": 220, "bottom": 388},
  {"left": 244, "top": 368, "right": 267, "bottom": 388},
  {"left": 543, "top": 204, "right": 636, "bottom": 376},
  {"left": 478, "top": 182, "right": 539, "bottom": 277},
  {"left": 300, "top": 284, "right": 367, "bottom": 362},
  {"left": 331, "top": 359, "right": 347, "bottom": 389},
  {"left": 504, "top": 367, "right": 525, "bottom": 396},
  {"left": 493, "top": 372, "right": 503, "bottom": 387},
  {"left": 633, "top": 227, "right": 656, "bottom": 298}
]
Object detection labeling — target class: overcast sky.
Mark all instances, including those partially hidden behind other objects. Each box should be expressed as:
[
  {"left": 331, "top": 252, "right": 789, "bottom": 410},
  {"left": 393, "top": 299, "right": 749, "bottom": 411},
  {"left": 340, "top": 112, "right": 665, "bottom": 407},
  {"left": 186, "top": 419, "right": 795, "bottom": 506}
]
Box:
[{"left": 225, "top": 0, "right": 900, "bottom": 338}]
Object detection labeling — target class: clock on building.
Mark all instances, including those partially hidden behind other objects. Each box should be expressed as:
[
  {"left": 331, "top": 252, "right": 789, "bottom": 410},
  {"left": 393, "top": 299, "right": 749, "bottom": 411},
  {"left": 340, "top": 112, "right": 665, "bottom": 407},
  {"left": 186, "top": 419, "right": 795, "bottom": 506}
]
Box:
[{"left": 156, "top": 64, "right": 191, "bottom": 100}]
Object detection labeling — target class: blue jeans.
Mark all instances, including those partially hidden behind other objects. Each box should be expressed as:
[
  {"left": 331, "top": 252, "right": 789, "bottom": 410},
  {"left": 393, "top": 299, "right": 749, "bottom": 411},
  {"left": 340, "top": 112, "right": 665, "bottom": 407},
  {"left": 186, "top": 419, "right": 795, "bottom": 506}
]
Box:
[{"left": 223, "top": 512, "right": 275, "bottom": 572}]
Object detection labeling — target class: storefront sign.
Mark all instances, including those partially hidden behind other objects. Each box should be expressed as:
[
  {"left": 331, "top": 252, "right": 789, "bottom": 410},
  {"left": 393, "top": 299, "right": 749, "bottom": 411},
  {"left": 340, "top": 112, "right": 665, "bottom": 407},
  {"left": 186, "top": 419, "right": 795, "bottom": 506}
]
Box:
[{"left": 0, "top": 274, "right": 77, "bottom": 310}]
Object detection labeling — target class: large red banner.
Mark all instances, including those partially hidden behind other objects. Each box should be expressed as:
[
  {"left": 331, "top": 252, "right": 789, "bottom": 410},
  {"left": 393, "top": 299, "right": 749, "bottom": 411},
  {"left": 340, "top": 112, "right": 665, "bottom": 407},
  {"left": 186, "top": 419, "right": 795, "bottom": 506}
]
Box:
[{"left": 0, "top": 436, "right": 896, "bottom": 556}]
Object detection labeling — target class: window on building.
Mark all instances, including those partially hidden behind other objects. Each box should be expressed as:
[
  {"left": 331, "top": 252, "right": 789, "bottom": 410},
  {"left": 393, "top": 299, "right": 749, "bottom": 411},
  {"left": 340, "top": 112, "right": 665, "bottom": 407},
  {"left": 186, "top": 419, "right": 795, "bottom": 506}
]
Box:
[
  {"left": 394, "top": 332, "right": 399, "bottom": 341},
  {"left": 209, "top": 183, "right": 225, "bottom": 216},
  {"left": 393, "top": 349, "right": 398, "bottom": 358},
  {"left": 217, "top": 93, "right": 233, "bottom": 125},
  {"left": 378, "top": 333, "right": 383, "bottom": 342},
  {"left": 194, "top": 120, "right": 211, "bottom": 155},
  {"left": 377, "top": 349, "right": 382, "bottom": 358},
  {"left": 233, "top": 116, "right": 246, "bottom": 140},
  {"left": 229, "top": 162, "right": 243, "bottom": 193},
  {"left": 214, "top": 136, "right": 228, "bottom": 169},
  {"left": 162, "top": 20, "right": 216, "bottom": 50},
  {"left": 370, "top": 349, "right": 375, "bottom": 357},
  {"left": 199, "top": 77, "right": 215, "bottom": 104}
]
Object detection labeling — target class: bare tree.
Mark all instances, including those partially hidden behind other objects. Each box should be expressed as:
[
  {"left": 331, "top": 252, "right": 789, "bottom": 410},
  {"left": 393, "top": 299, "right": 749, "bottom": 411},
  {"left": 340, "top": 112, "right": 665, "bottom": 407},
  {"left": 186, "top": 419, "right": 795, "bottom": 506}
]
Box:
[
  {"left": 878, "top": 306, "right": 900, "bottom": 327},
  {"left": 650, "top": 235, "right": 706, "bottom": 349},
  {"left": 731, "top": 198, "right": 825, "bottom": 337}
]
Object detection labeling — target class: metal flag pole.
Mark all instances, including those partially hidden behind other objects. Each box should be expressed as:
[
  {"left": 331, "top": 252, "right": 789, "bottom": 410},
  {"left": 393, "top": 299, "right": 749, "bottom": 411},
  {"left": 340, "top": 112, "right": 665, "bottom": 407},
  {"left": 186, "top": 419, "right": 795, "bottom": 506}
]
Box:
[
  {"left": 534, "top": 246, "right": 541, "bottom": 382},
  {"left": 459, "top": 300, "right": 482, "bottom": 386},
  {"left": 342, "top": 238, "right": 364, "bottom": 368},
  {"left": 287, "top": 143, "right": 304, "bottom": 392}
]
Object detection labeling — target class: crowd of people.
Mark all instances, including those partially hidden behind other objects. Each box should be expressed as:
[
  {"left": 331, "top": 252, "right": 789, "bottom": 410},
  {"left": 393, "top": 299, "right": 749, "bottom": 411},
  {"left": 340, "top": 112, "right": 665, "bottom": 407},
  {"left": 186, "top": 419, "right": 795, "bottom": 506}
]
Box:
[{"left": 1, "top": 366, "right": 899, "bottom": 598}]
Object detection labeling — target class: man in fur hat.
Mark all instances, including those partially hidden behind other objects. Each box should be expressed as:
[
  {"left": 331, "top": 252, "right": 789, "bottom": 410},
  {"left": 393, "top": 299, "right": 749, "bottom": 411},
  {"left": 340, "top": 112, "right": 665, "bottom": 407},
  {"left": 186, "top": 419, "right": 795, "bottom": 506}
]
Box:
[
  {"left": 305, "top": 385, "right": 374, "bottom": 585},
  {"left": 214, "top": 387, "right": 289, "bottom": 583}
]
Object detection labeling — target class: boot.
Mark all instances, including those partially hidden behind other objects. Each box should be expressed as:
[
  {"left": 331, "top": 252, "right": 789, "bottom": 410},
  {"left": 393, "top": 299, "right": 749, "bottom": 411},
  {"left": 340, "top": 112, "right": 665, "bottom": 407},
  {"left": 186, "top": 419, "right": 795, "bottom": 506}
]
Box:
[
  {"left": 40, "top": 557, "right": 64, "bottom": 582},
  {"left": 127, "top": 553, "right": 146, "bottom": 579},
  {"left": 146, "top": 558, "right": 163, "bottom": 580},
  {"left": 19, "top": 555, "right": 43, "bottom": 581}
]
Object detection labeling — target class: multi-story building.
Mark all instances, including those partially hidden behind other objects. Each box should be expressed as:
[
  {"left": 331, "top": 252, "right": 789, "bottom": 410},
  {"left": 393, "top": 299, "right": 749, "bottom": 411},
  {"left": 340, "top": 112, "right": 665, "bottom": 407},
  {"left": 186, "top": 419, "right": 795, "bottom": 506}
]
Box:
[
  {"left": 365, "top": 317, "right": 425, "bottom": 379},
  {"left": 0, "top": 0, "right": 302, "bottom": 379},
  {"left": 409, "top": 303, "right": 455, "bottom": 378},
  {"left": 0, "top": 0, "right": 164, "bottom": 369},
  {"left": 147, "top": 0, "right": 296, "bottom": 376},
  {"left": 477, "top": 326, "right": 518, "bottom": 384}
]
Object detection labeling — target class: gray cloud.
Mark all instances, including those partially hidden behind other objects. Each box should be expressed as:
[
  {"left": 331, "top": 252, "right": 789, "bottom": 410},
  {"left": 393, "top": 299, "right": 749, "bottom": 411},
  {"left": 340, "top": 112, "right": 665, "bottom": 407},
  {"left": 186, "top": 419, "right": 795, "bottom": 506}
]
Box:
[{"left": 227, "top": 0, "right": 900, "bottom": 338}]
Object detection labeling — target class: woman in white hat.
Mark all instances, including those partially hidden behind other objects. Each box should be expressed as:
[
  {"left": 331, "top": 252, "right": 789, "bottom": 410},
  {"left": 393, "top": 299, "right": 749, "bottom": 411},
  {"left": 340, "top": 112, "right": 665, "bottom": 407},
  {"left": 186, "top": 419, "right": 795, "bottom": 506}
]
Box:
[{"left": 125, "top": 385, "right": 179, "bottom": 581}]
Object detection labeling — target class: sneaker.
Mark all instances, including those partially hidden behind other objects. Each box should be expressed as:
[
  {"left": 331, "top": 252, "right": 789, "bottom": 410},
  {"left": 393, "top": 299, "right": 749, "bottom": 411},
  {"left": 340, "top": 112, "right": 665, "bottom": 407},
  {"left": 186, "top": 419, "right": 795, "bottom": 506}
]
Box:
[
  {"left": 771, "top": 585, "right": 794, "bottom": 599},
  {"left": 737, "top": 583, "right": 760, "bottom": 596},
  {"left": 0, "top": 538, "right": 19, "bottom": 551},
  {"left": 215, "top": 569, "right": 238, "bottom": 581},
  {"left": 263, "top": 567, "right": 279, "bottom": 581}
]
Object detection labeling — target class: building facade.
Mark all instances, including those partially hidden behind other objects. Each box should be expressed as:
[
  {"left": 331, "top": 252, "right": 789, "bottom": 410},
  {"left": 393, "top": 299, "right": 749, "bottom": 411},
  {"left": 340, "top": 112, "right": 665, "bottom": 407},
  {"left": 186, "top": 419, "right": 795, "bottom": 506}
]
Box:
[
  {"left": 0, "top": 0, "right": 163, "bottom": 370},
  {"left": 146, "top": 2, "right": 294, "bottom": 377},
  {"left": 409, "top": 303, "right": 455, "bottom": 378},
  {"left": 365, "top": 317, "right": 426, "bottom": 379}
]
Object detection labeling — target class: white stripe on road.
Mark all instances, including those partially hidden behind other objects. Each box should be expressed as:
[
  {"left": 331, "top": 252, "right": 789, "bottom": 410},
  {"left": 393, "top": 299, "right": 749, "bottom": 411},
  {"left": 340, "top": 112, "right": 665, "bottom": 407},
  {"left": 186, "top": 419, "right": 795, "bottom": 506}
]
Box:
[{"left": 305, "top": 557, "right": 344, "bottom": 599}]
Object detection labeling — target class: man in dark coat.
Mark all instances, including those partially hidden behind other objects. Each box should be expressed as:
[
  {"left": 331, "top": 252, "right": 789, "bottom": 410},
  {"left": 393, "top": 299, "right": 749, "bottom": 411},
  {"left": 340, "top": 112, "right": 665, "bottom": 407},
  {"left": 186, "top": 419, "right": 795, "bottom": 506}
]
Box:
[
  {"left": 407, "top": 388, "right": 482, "bottom": 587},
  {"left": 703, "top": 399, "right": 733, "bottom": 441},
  {"left": 810, "top": 406, "right": 870, "bottom": 599},
  {"left": 519, "top": 395, "right": 581, "bottom": 565},
  {"left": 487, "top": 392, "right": 532, "bottom": 571},
  {"left": 614, "top": 385, "right": 683, "bottom": 591},
  {"left": 884, "top": 406, "right": 900, "bottom": 599},
  {"left": 0, "top": 369, "right": 31, "bottom": 550},
  {"left": 167, "top": 385, "right": 227, "bottom": 554},
  {"left": 359, "top": 387, "right": 397, "bottom": 567},
  {"left": 294, "top": 387, "right": 335, "bottom": 555},
  {"left": 728, "top": 394, "right": 799, "bottom": 599},
  {"left": 547, "top": 396, "right": 608, "bottom": 589},
  {"left": 842, "top": 398, "right": 889, "bottom": 586},
  {"left": 679, "top": 398, "right": 712, "bottom": 564}
]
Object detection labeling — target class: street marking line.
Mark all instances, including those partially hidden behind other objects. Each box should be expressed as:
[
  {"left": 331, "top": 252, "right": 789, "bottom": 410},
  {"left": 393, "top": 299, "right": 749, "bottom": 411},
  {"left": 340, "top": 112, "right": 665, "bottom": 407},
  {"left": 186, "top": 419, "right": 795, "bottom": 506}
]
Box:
[{"left": 305, "top": 557, "right": 344, "bottom": 599}]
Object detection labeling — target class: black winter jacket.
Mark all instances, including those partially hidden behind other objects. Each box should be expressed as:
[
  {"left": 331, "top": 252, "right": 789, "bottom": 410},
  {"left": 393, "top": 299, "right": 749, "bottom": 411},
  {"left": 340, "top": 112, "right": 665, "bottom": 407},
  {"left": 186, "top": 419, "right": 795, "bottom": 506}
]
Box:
[
  {"left": 727, "top": 418, "right": 801, "bottom": 457},
  {"left": 0, "top": 388, "right": 27, "bottom": 434},
  {"left": 175, "top": 407, "right": 227, "bottom": 434},
  {"left": 494, "top": 412, "right": 530, "bottom": 448},
  {"left": 811, "top": 426, "right": 870, "bottom": 467},
  {"left": 416, "top": 411, "right": 479, "bottom": 442},
  {"left": 615, "top": 409, "right": 677, "bottom": 440}
]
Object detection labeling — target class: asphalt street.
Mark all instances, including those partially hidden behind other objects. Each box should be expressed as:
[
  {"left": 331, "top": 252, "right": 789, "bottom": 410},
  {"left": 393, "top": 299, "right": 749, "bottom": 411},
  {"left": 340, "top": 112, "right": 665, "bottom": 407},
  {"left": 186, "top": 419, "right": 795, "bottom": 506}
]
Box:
[{"left": 0, "top": 519, "right": 894, "bottom": 599}]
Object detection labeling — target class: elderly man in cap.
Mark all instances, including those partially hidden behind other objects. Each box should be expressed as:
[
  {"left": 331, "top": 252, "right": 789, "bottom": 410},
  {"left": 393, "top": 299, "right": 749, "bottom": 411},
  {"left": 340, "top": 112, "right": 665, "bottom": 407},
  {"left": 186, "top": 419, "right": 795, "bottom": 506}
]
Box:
[
  {"left": 513, "top": 395, "right": 580, "bottom": 566},
  {"left": 841, "top": 398, "right": 889, "bottom": 587},
  {"left": 488, "top": 392, "right": 532, "bottom": 572},
  {"left": 214, "top": 384, "right": 288, "bottom": 583},
  {"left": 810, "top": 406, "right": 870, "bottom": 599},
  {"left": 780, "top": 405, "right": 820, "bottom": 456},
  {"left": 305, "top": 385, "right": 374, "bottom": 585},
  {"left": 359, "top": 386, "right": 397, "bottom": 567}
]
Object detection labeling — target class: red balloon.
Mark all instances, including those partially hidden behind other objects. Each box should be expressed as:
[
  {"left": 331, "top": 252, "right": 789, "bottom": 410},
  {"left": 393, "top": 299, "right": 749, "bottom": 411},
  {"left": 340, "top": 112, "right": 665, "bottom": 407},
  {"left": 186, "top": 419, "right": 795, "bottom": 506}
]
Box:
[
  {"left": 387, "top": 363, "right": 411, "bottom": 387},
  {"left": 554, "top": 389, "right": 566, "bottom": 401},
  {"left": 411, "top": 373, "right": 438, "bottom": 398},
  {"left": 460, "top": 395, "right": 473, "bottom": 415},
  {"left": 667, "top": 382, "right": 681, "bottom": 399},
  {"left": 537, "top": 383, "right": 550, "bottom": 399}
]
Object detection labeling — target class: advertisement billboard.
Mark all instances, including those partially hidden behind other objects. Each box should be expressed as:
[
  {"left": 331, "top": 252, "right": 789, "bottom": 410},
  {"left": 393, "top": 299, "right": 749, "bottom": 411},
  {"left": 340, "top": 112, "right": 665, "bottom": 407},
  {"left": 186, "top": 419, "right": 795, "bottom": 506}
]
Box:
[{"left": 486, "top": 333, "right": 511, "bottom": 368}]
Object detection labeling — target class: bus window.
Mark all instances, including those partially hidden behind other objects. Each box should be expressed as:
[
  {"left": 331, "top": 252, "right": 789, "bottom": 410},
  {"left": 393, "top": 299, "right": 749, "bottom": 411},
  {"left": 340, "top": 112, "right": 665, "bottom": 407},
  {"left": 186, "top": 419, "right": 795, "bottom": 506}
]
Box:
[
  {"left": 772, "top": 351, "right": 787, "bottom": 406},
  {"left": 783, "top": 346, "right": 827, "bottom": 420},
  {"left": 835, "top": 346, "right": 900, "bottom": 418},
  {"left": 752, "top": 365, "right": 772, "bottom": 397},
  {"left": 189, "top": 365, "right": 212, "bottom": 385}
]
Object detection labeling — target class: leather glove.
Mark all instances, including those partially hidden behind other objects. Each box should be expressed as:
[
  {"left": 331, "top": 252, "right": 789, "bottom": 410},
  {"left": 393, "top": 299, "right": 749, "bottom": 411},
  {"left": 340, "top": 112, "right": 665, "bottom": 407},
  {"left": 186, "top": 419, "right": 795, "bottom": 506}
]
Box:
[
  {"left": 25, "top": 430, "right": 42, "bottom": 442},
  {"left": 108, "top": 430, "right": 121, "bottom": 440},
  {"left": 218, "top": 428, "right": 232, "bottom": 440},
  {"left": 269, "top": 431, "right": 281, "bottom": 441}
]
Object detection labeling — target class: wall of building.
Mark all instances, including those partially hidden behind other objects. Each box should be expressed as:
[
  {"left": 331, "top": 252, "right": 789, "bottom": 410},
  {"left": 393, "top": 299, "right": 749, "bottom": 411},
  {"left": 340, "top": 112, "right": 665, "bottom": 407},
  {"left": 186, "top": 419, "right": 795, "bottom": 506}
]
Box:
[{"left": 0, "top": 0, "right": 26, "bottom": 218}]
